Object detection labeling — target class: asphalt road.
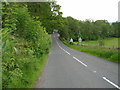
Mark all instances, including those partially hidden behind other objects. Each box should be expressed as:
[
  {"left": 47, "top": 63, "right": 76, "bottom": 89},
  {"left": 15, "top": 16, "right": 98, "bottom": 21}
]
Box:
[{"left": 36, "top": 33, "right": 119, "bottom": 88}]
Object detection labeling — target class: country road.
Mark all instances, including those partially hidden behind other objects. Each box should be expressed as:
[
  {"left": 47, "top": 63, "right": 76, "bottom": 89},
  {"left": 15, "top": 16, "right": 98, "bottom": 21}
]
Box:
[{"left": 36, "top": 33, "right": 119, "bottom": 88}]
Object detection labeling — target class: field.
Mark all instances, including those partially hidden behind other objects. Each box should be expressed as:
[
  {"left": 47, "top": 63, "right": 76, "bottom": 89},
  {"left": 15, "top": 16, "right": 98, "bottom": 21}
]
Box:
[
  {"left": 73, "top": 38, "right": 119, "bottom": 48},
  {"left": 62, "top": 38, "right": 119, "bottom": 63}
]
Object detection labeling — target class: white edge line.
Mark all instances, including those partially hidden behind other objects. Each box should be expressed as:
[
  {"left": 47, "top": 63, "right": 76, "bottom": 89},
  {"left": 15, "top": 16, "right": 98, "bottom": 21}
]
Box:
[
  {"left": 73, "top": 56, "right": 87, "bottom": 67},
  {"left": 103, "top": 77, "right": 120, "bottom": 89}
]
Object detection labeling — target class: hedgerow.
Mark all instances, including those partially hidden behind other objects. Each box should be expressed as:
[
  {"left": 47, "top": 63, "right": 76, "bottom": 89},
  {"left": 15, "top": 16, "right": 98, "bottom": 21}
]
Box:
[{"left": 2, "top": 2, "right": 51, "bottom": 88}]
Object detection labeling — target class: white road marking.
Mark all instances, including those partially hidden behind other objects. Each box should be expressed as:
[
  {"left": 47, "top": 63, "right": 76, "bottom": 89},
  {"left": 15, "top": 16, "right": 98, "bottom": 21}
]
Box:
[
  {"left": 62, "top": 48, "right": 65, "bottom": 50},
  {"left": 103, "top": 77, "right": 120, "bottom": 89},
  {"left": 63, "top": 49, "right": 71, "bottom": 55},
  {"left": 66, "top": 51, "right": 70, "bottom": 55},
  {"left": 57, "top": 40, "right": 87, "bottom": 67},
  {"left": 56, "top": 39, "right": 119, "bottom": 89},
  {"left": 73, "top": 56, "right": 87, "bottom": 67},
  {"left": 56, "top": 41, "right": 61, "bottom": 46},
  {"left": 93, "top": 71, "right": 97, "bottom": 73},
  {"left": 56, "top": 41, "right": 71, "bottom": 55}
]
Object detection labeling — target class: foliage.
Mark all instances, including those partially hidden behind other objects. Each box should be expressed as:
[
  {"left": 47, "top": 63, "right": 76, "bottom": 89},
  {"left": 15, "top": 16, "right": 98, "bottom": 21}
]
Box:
[
  {"left": 27, "top": 2, "right": 63, "bottom": 34},
  {"left": 2, "top": 1, "right": 119, "bottom": 88},
  {"left": 15, "top": 7, "right": 51, "bottom": 57},
  {"left": 58, "top": 17, "right": 80, "bottom": 41},
  {"left": 112, "top": 22, "right": 120, "bottom": 37},
  {"left": 58, "top": 17, "right": 119, "bottom": 42},
  {"left": 2, "top": 2, "right": 51, "bottom": 88}
]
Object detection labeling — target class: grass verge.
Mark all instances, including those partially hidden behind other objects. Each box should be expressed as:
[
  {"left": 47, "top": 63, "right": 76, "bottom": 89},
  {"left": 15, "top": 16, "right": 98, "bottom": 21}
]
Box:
[
  {"left": 62, "top": 40, "right": 119, "bottom": 63},
  {"left": 7, "top": 53, "right": 49, "bottom": 88}
]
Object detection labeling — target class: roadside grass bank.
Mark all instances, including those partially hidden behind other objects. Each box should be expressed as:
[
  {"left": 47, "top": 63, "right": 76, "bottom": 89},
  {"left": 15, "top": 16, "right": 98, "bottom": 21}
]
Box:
[
  {"left": 61, "top": 38, "right": 119, "bottom": 63},
  {"left": 8, "top": 54, "right": 49, "bottom": 88}
]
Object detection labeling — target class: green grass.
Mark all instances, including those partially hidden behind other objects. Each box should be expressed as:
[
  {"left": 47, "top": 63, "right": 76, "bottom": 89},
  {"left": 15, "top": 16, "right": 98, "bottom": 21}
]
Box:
[
  {"left": 73, "top": 38, "right": 119, "bottom": 48},
  {"left": 103, "top": 38, "right": 119, "bottom": 47},
  {"left": 63, "top": 40, "right": 119, "bottom": 63},
  {"left": 7, "top": 53, "right": 49, "bottom": 88}
]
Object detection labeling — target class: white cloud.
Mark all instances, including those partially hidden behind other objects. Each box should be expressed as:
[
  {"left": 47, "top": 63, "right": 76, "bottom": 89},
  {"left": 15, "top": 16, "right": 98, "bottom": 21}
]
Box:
[{"left": 56, "top": 0, "right": 119, "bottom": 22}]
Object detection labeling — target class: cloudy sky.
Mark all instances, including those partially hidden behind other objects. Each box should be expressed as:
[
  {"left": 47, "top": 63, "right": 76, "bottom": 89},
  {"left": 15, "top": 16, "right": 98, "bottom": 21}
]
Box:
[{"left": 56, "top": 0, "right": 119, "bottom": 22}]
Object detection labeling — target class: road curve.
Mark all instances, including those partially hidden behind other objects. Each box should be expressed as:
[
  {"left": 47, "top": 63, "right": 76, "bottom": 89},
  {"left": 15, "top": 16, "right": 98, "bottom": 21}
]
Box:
[{"left": 35, "top": 33, "right": 119, "bottom": 88}]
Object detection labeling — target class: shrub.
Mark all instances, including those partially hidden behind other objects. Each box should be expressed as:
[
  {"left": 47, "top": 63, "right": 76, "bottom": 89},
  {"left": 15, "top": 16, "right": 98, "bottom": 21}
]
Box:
[{"left": 2, "top": 3, "right": 51, "bottom": 88}]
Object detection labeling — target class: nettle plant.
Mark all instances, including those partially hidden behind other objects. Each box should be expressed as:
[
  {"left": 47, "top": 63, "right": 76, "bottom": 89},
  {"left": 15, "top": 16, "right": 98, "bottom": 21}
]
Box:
[
  {"left": 2, "top": 3, "right": 23, "bottom": 88},
  {"left": 2, "top": 2, "right": 52, "bottom": 88}
]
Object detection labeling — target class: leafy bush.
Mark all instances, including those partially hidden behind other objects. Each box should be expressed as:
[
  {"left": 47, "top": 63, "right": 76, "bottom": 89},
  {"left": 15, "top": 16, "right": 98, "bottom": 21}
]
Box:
[
  {"left": 15, "top": 7, "right": 51, "bottom": 57},
  {"left": 2, "top": 2, "right": 51, "bottom": 88}
]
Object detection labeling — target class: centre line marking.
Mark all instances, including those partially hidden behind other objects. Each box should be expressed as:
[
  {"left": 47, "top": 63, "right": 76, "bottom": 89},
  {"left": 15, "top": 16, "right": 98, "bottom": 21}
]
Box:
[
  {"left": 57, "top": 40, "right": 87, "bottom": 67},
  {"left": 63, "top": 49, "right": 71, "bottom": 55},
  {"left": 93, "top": 71, "right": 97, "bottom": 73},
  {"left": 73, "top": 56, "right": 87, "bottom": 67},
  {"left": 56, "top": 41, "right": 70, "bottom": 55},
  {"left": 66, "top": 51, "right": 70, "bottom": 55},
  {"left": 103, "top": 77, "right": 120, "bottom": 89},
  {"left": 56, "top": 39, "right": 120, "bottom": 89}
]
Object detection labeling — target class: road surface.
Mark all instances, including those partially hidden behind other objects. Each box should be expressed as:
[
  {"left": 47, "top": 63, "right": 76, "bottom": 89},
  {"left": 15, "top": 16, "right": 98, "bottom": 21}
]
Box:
[{"left": 36, "top": 33, "right": 119, "bottom": 88}]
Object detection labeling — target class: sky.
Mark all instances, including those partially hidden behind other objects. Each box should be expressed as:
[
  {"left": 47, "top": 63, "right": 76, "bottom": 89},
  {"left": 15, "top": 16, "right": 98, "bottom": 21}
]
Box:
[{"left": 56, "top": 0, "right": 119, "bottom": 22}]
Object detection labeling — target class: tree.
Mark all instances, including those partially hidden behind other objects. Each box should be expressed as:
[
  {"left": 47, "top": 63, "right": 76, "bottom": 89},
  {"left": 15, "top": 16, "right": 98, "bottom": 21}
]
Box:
[
  {"left": 112, "top": 22, "right": 120, "bottom": 37},
  {"left": 27, "top": 2, "right": 63, "bottom": 34}
]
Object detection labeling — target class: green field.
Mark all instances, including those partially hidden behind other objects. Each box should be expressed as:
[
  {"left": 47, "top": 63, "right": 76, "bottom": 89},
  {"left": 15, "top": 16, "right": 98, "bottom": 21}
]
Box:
[
  {"left": 62, "top": 38, "right": 119, "bottom": 63},
  {"left": 74, "top": 38, "right": 119, "bottom": 48}
]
